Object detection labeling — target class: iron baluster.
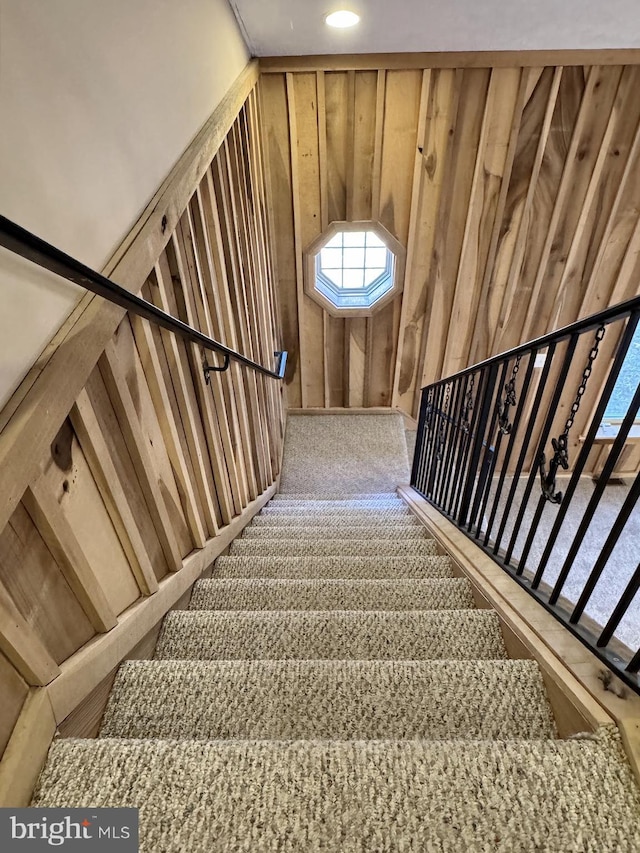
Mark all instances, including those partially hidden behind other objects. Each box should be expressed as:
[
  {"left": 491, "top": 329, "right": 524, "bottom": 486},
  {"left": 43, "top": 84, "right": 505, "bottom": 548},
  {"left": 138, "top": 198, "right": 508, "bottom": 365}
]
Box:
[
  {"left": 538, "top": 325, "right": 605, "bottom": 504},
  {"left": 461, "top": 373, "right": 475, "bottom": 435},
  {"left": 497, "top": 355, "right": 521, "bottom": 435},
  {"left": 436, "top": 382, "right": 451, "bottom": 462}
]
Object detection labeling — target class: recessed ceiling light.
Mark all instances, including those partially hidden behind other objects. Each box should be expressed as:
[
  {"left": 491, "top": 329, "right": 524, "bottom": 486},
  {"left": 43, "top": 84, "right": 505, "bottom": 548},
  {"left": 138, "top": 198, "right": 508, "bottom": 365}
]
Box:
[{"left": 325, "top": 10, "right": 360, "bottom": 28}]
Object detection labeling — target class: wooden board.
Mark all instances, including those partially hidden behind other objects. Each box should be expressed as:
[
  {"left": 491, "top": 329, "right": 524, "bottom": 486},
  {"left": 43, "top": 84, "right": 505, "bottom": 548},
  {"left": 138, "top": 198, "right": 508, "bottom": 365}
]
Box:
[
  {"left": 0, "top": 688, "right": 57, "bottom": 807},
  {"left": 0, "top": 66, "right": 286, "bottom": 779},
  {"left": 398, "top": 486, "right": 633, "bottom": 736},
  {"left": 262, "top": 60, "right": 640, "bottom": 478},
  {"left": 260, "top": 52, "right": 640, "bottom": 73},
  {"left": 0, "top": 504, "right": 95, "bottom": 664},
  {"left": 84, "top": 368, "right": 171, "bottom": 581},
  {"left": 36, "top": 424, "right": 141, "bottom": 616},
  {"left": 0, "top": 650, "right": 29, "bottom": 756}
]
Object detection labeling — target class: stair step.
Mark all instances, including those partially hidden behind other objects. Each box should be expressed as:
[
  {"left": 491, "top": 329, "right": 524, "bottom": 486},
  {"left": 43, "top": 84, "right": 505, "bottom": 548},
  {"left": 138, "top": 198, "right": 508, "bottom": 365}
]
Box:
[
  {"left": 154, "top": 610, "right": 507, "bottom": 661},
  {"left": 272, "top": 492, "right": 400, "bottom": 501},
  {"left": 270, "top": 499, "right": 404, "bottom": 509},
  {"left": 260, "top": 505, "right": 412, "bottom": 517},
  {"left": 99, "top": 659, "right": 556, "bottom": 741},
  {"left": 242, "top": 525, "right": 429, "bottom": 540},
  {"left": 34, "top": 730, "right": 640, "bottom": 852},
  {"left": 213, "top": 554, "right": 453, "bottom": 580},
  {"left": 190, "top": 578, "right": 475, "bottom": 611},
  {"left": 229, "top": 539, "right": 439, "bottom": 557},
  {"left": 250, "top": 514, "right": 421, "bottom": 526}
]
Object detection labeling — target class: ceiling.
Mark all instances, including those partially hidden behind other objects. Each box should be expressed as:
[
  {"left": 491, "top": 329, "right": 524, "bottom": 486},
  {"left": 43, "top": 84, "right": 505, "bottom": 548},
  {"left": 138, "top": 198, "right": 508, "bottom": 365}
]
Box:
[{"left": 229, "top": 0, "right": 640, "bottom": 56}]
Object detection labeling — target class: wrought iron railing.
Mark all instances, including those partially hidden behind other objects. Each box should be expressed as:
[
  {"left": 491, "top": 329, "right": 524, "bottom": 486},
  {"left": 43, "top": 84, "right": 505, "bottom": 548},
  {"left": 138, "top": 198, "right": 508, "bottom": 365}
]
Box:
[
  {"left": 0, "top": 215, "right": 287, "bottom": 381},
  {"left": 412, "top": 295, "right": 640, "bottom": 694}
]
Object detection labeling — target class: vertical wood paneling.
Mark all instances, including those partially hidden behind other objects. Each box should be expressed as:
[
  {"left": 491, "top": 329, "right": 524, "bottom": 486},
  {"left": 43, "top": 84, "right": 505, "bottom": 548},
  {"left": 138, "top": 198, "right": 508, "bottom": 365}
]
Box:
[
  {"left": 262, "top": 61, "right": 640, "bottom": 459},
  {"left": 370, "top": 70, "right": 423, "bottom": 406},
  {"left": 0, "top": 505, "right": 95, "bottom": 664},
  {"left": 394, "top": 69, "right": 457, "bottom": 414},
  {"left": 70, "top": 389, "right": 159, "bottom": 596},
  {"left": 289, "top": 74, "right": 326, "bottom": 408},
  {"left": 442, "top": 68, "right": 523, "bottom": 376},
  {"left": 33, "top": 431, "right": 141, "bottom": 617},
  {"left": 488, "top": 67, "right": 562, "bottom": 358},
  {"left": 0, "top": 75, "right": 285, "bottom": 769},
  {"left": 423, "top": 68, "right": 491, "bottom": 386},
  {"left": 259, "top": 74, "right": 301, "bottom": 406},
  {"left": 0, "top": 651, "right": 29, "bottom": 755},
  {"left": 84, "top": 367, "right": 171, "bottom": 582}
]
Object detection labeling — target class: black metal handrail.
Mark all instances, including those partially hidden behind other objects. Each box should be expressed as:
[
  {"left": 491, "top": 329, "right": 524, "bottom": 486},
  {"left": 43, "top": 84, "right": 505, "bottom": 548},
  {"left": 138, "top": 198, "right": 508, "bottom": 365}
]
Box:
[
  {"left": 0, "top": 214, "right": 287, "bottom": 380},
  {"left": 412, "top": 294, "right": 640, "bottom": 694}
]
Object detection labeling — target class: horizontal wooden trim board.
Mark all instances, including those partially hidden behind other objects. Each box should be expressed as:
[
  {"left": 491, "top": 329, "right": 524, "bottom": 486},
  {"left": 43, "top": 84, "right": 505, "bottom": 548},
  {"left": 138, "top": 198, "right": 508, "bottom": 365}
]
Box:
[
  {"left": 397, "top": 487, "right": 640, "bottom": 726},
  {"left": 287, "top": 406, "right": 404, "bottom": 415},
  {"left": 260, "top": 50, "right": 640, "bottom": 73}
]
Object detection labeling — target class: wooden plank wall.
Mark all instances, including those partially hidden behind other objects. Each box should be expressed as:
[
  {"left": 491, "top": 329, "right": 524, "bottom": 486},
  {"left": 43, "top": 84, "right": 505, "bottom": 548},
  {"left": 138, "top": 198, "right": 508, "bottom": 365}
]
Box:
[
  {"left": 260, "top": 64, "right": 640, "bottom": 450},
  {"left": 0, "top": 83, "right": 285, "bottom": 764}
]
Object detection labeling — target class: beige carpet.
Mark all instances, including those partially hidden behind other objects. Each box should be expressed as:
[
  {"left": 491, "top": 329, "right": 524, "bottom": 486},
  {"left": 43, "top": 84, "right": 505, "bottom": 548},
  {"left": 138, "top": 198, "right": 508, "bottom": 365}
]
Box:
[
  {"left": 189, "top": 577, "right": 475, "bottom": 610},
  {"left": 35, "top": 731, "right": 640, "bottom": 852},
  {"left": 99, "top": 659, "right": 557, "bottom": 741},
  {"left": 153, "top": 609, "right": 508, "bottom": 661},
  {"left": 32, "top": 440, "right": 640, "bottom": 850},
  {"left": 279, "top": 413, "right": 410, "bottom": 493},
  {"left": 213, "top": 554, "right": 454, "bottom": 579}
]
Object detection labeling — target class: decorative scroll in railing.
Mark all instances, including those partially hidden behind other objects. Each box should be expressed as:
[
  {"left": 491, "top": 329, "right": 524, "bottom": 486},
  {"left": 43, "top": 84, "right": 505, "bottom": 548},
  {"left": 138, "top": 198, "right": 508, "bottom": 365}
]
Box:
[{"left": 412, "top": 295, "right": 640, "bottom": 694}]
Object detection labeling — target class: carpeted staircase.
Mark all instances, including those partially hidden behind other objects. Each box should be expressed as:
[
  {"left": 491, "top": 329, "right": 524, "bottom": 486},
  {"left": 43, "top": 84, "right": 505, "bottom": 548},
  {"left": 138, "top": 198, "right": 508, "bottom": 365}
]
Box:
[{"left": 33, "top": 492, "right": 640, "bottom": 851}]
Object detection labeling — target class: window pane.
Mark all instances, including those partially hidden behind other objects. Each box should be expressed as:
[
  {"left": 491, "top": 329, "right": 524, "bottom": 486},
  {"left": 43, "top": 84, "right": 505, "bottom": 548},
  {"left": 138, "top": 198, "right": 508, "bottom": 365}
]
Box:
[
  {"left": 324, "top": 233, "right": 343, "bottom": 249},
  {"left": 363, "top": 268, "right": 386, "bottom": 287},
  {"left": 324, "top": 269, "right": 343, "bottom": 288},
  {"left": 365, "top": 232, "right": 386, "bottom": 248},
  {"left": 604, "top": 323, "right": 640, "bottom": 421},
  {"left": 365, "top": 247, "right": 388, "bottom": 268},
  {"left": 320, "top": 248, "right": 343, "bottom": 269},
  {"left": 343, "top": 231, "right": 367, "bottom": 248},
  {"left": 343, "top": 248, "right": 365, "bottom": 268},
  {"left": 342, "top": 268, "right": 364, "bottom": 289}
]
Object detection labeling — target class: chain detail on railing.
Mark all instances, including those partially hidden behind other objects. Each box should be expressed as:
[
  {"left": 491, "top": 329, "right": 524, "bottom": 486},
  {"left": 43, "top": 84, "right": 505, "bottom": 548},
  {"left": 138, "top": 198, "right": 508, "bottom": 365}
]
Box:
[
  {"left": 436, "top": 383, "right": 451, "bottom": 461},
  {"left": 461, "top": 374, "right": 475, "bottom": 435},
  {"left": 497, "top": 355, "right": 522, "bottom": 435},
  {"left": 538, "top": 325, "right": 605, "bottom": 504},
  {"left": 411, "top": 300, "right": 640, "bottom": 696}
]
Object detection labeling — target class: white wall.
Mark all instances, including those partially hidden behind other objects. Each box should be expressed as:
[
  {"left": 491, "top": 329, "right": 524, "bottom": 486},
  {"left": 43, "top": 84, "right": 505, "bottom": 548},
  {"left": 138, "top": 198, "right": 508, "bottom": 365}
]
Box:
[{"left": 0, "top": 0, "right": 249, "bottom": 409}]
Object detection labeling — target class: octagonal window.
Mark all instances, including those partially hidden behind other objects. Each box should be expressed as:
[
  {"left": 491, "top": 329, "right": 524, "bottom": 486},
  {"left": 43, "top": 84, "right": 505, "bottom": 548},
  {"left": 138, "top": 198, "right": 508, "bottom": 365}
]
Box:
[{"left": 304, "top": 221, "right": 404, "bottom": 317}]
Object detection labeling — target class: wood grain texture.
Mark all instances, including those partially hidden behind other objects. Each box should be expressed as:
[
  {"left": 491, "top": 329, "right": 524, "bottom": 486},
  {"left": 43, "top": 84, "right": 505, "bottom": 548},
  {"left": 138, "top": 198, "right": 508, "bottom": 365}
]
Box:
[
  {"left": 262, "top": 61, "right": 640, "bottom": 475},
  {"left": 23, "top": 478, "right": 118, "bottom": 633},
  {"left": 0, "top": 504, "right": 95, "bottom": 665},
  {"left": 47, "top": 483, "right": 277, "bottom": 724},
  {"left": 0, "top": 650, "right": 29, "bottom": 755},
  {"left": 0, "top": 61, "right": 260, "bottom": 539},
  {"left": 260, "top": 51, "right": 640, "bottom": 73},
  {"left": 0, "top": 70, "right": 285, "bottom": 770},
  {"left": 0, "top": 688, "right": 57, "bottom": 807}
]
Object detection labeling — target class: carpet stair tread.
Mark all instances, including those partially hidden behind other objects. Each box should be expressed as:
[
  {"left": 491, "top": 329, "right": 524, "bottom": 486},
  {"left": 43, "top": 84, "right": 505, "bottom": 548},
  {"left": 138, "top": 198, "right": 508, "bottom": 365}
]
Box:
[
  {"left": 99, "top": 659, "right": 557, "bottom": 741},
  {"left": 259, "top": 506, "right": 412, "bottom": 516},
  {"left": 213, "top": 554, "right": 454, "bottom": 579},
  {"left": 250, "top": 514, "right": 422, "bottom": 526},
  {"left": 242, "top": 525, "right": 430, "bottom": 540},
  {"left": 270, "top": 498, "right": 404, "bottom": 508},
  {"left": 229, "top": 538, "right": 440, "bottom": 557},
  {"left": 154, "top": 609, "right": 507, "bottom": 661},
  {"left": 34, "top": 730, "right": 640, "bottom": 853},
  {"left": 273, "top": 492, "right": 401, "bottom": 501},
  {"left": 190, "top": 577, "right": 475, "bottom": 610}
]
